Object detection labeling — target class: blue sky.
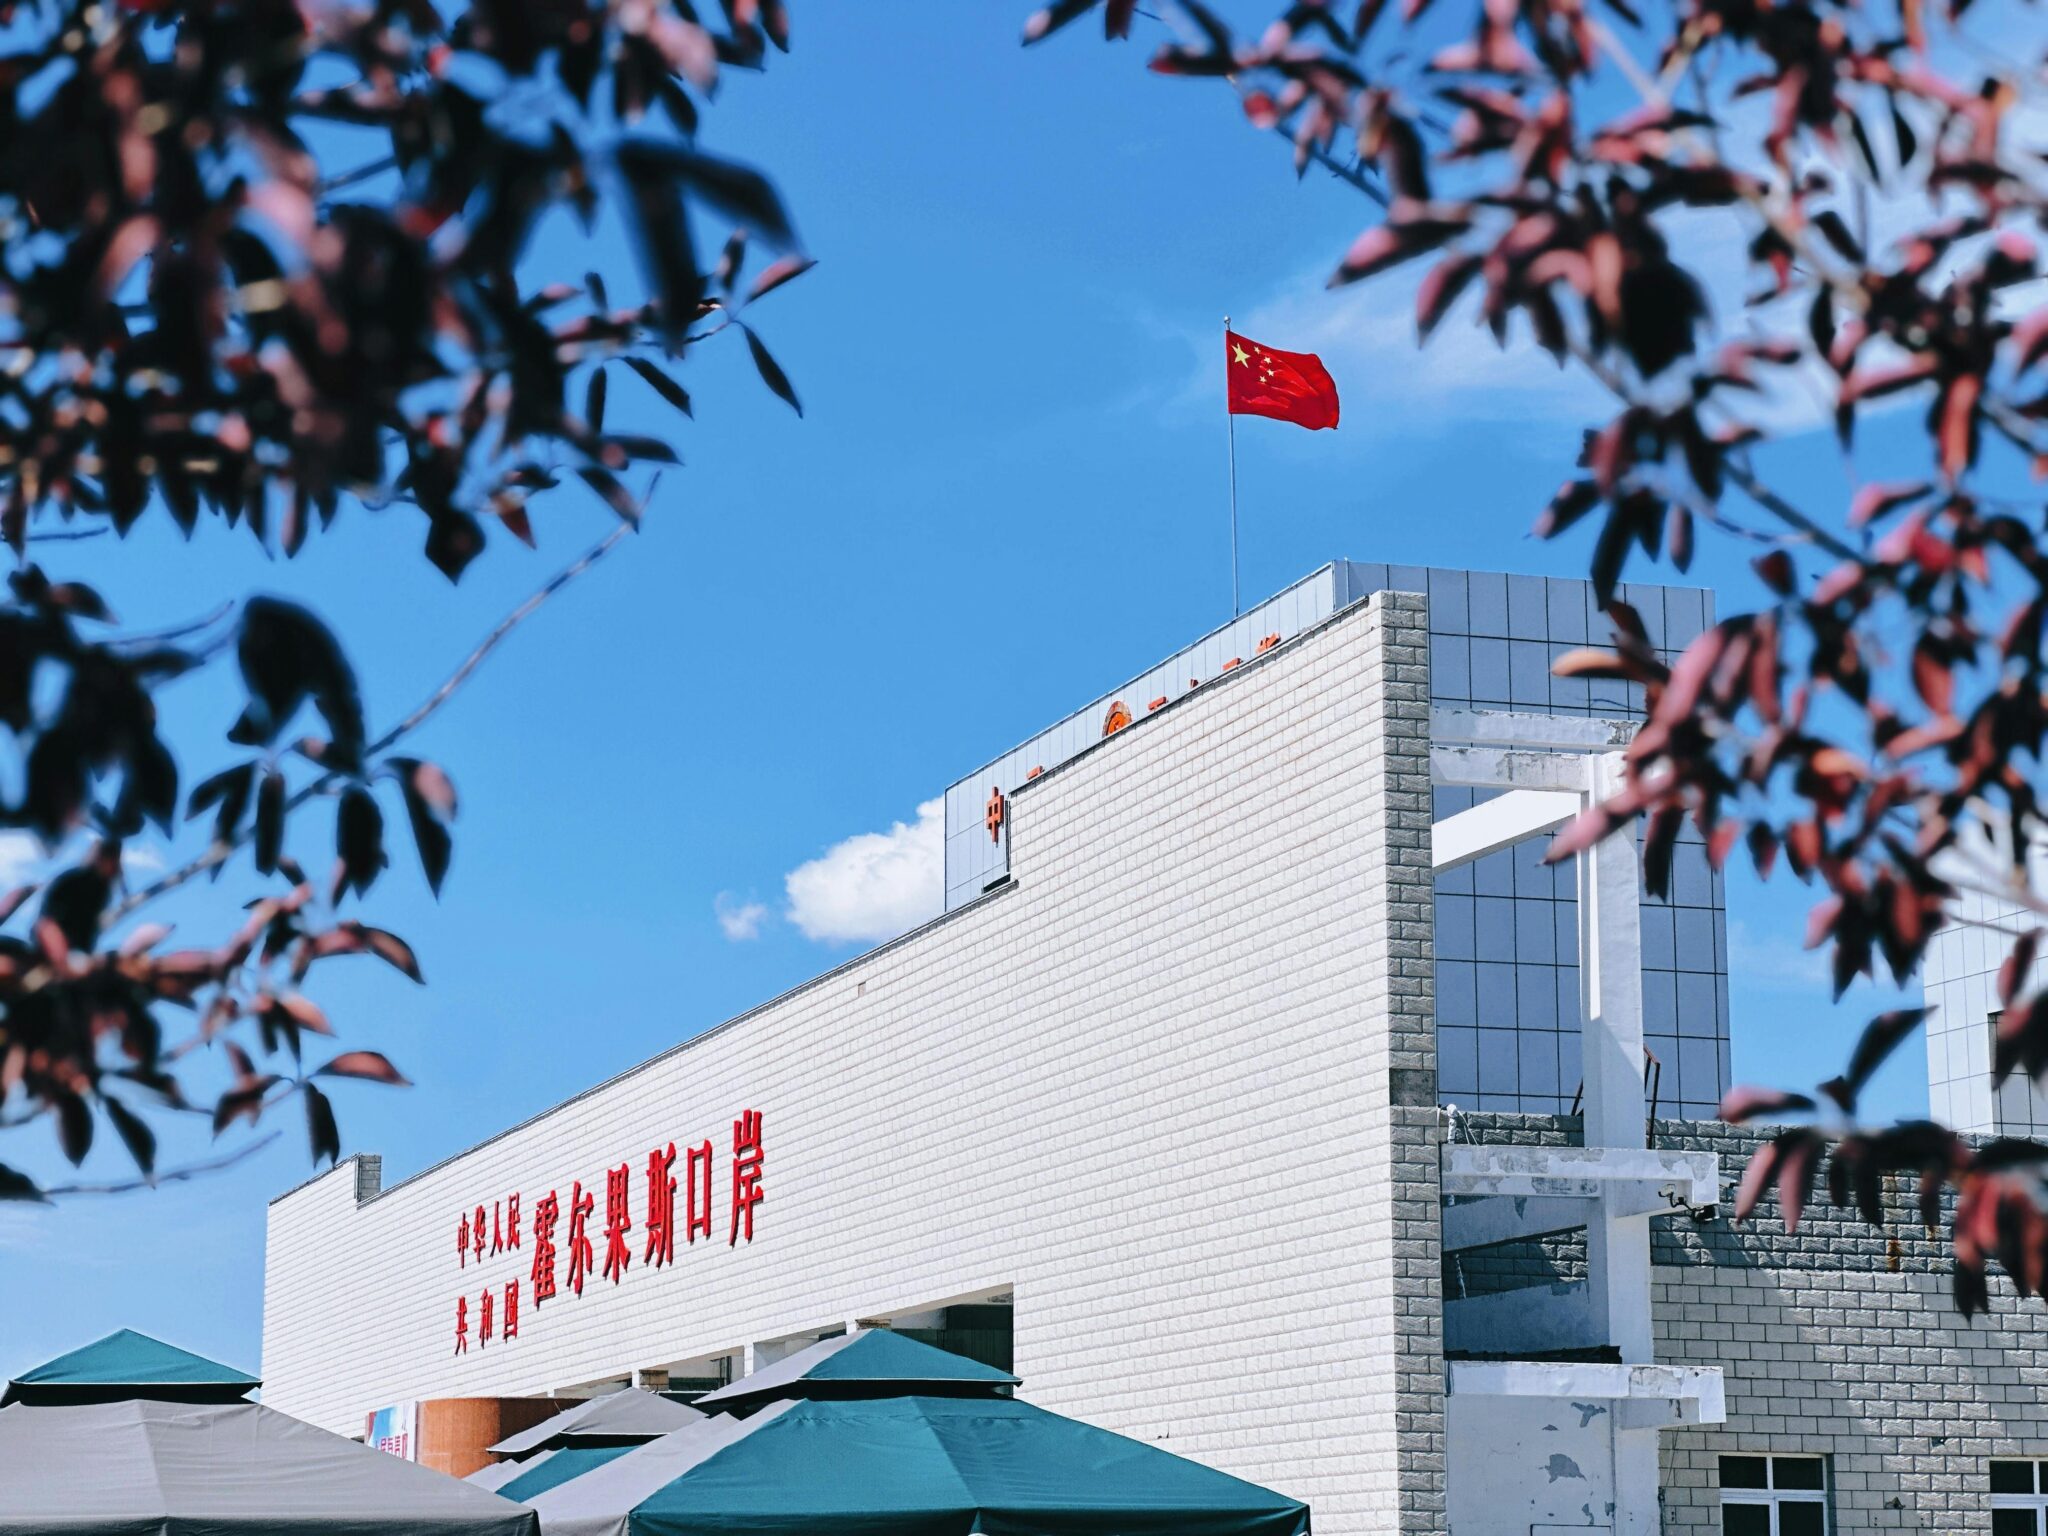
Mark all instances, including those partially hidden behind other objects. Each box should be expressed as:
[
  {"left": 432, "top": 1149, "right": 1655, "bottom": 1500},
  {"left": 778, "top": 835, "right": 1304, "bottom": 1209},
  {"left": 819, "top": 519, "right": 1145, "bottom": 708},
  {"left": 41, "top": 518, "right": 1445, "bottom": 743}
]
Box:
[{"left": 0, "top": 2, "right": 1926, "bottom": 1382}]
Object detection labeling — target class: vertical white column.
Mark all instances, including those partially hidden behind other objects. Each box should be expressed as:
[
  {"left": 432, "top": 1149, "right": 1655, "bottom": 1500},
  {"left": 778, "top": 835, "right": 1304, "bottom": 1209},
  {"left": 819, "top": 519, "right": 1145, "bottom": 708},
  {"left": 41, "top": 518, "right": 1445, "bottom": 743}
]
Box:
[
  {"left": 1580, "top": 751, "right": 1651, "bottom": 1364},
  {"left": 1581, "top": 753, "right": 1646, "bottom": 1368},
  {"left": 1578, "top": 750, "right": 1659, "bottom": 1536},
  {"left": 1577, "top": 751, "right": 1647, "bottom": 1156}
]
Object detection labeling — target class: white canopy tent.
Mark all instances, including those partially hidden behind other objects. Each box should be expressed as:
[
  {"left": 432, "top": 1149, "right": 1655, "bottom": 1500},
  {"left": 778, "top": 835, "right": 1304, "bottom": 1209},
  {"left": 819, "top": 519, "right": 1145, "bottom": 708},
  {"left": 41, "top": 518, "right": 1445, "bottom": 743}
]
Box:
[
  {"left": 489, "top": 1389, "right": 701, "bottom": 1457},
  {"left": 0, "top": 1398, "right": 538, "bottom": 1536}
]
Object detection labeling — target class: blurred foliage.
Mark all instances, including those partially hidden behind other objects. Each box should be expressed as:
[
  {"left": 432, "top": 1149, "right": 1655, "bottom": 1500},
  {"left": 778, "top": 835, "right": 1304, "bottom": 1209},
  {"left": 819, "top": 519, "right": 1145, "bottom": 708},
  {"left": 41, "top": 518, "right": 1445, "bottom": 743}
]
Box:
[
  {"left": 0, "top": 0, "right": 809, "bottom": 1196},
  {"left": 1033, "top": 0, "right": 2048, "bottom": 1309}
]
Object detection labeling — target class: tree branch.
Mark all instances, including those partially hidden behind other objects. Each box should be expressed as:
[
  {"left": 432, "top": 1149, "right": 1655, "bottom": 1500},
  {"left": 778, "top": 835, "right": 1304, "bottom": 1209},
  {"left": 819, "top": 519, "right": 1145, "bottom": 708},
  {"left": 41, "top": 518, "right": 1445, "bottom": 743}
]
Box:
[
  {"left": 319, "top": 155, "right": 399, "bottom": 195},
  {"left": 1721, "top": 453, "right": 1860, "bottom": 563},
  {"left": 1564, "top": 333, "right": 1860, "bottom": 562},
  {"left": 371, "top": 520, "right": 635, "bottom": 751},
  {"left": 34, "top": 1131, "right": 282, "bottom": 1199},
  {"left": 108, "top": 601, "right": 238, "bottom": 653},
  {"left": 106, "top": 519, "right": 639, "bottom": 924}
]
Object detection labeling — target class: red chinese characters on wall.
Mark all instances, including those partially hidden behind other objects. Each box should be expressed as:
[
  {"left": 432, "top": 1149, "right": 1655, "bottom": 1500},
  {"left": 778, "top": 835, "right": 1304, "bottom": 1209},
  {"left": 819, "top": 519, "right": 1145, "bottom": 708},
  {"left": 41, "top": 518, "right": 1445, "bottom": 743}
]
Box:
[
  {"left": 447, "top": 1108, "right": 764, "bottom": 1348},
  {"left": 531, "top": 1192, "right": 559, "bottom": 1304},
  {"left": 730, "top": 1111, "right": 763, "bottom": 1246},
  {"left": 644, "top": 1144, "right": 677, "bottom": 1268},
  {"left": 686, "top": 1140, "right": 713, "bottom": 1243},
  {"left": 460, "top": 1190, "right": 524, "bottom": 1270},
  {"left": 566, "top": 1181, "right": 595, "bottom": 1297},
  {"left": 602, "top": 1164, "right": 632, "bottom": 1284}
]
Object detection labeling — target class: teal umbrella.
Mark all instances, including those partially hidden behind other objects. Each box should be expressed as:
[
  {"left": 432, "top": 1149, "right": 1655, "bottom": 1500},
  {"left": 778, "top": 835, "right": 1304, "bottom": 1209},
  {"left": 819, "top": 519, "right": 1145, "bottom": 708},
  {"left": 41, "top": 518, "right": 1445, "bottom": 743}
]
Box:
[
  {"left": 497, "top": 1447, "right": 638, "bottom": 1503},
  {"left": 3, "top": 1328, "right": 259, "bottom": 1406},
  {"left": 694, "top": 1329, "right": 1016, "bottom": 1414},
  {"left": 528, "top": 1394, "right": 1309, "bottom": 1536}
]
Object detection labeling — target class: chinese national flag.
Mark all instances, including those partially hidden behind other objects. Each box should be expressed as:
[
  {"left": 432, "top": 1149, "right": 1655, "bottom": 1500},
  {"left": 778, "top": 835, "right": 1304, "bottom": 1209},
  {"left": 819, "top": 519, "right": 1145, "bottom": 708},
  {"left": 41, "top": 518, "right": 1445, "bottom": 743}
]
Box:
[{"left": 1226, "top": 330, "right": 1340, "bottom": 431}]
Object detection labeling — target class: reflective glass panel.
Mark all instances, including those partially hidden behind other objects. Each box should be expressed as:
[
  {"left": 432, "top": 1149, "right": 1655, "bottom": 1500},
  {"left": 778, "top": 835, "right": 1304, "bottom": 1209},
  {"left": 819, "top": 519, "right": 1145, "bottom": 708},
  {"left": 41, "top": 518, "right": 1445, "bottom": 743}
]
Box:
[
  {"left": 1774, "top": 1459, "right": 1825, "bottom": 1492},
  {"left": 1721, "top": 1457, "right": 1769, "bottom": 1490}
]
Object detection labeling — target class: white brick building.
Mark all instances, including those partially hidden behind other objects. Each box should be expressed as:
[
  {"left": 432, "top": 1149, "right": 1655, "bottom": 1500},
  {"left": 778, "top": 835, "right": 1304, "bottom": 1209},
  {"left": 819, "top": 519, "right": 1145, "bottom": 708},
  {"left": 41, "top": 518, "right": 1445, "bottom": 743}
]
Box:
[{"left": 263, "top": 571, "right": 2048, "bottom": 1535}]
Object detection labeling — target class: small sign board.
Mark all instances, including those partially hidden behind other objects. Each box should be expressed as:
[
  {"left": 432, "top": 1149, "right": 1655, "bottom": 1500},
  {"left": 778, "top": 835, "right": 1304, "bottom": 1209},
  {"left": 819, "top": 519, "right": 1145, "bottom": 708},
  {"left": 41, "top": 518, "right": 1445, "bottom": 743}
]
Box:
[{"left": 364, "top": 1401, "right": 418, "bottom": 1461}]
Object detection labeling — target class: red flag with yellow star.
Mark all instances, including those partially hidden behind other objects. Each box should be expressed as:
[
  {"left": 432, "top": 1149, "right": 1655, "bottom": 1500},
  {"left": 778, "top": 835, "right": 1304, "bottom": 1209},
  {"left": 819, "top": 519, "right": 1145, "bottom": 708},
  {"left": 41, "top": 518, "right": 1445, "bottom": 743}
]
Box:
[{"left": 1226, "top": 330, "right": 1340, "bottom": 430}]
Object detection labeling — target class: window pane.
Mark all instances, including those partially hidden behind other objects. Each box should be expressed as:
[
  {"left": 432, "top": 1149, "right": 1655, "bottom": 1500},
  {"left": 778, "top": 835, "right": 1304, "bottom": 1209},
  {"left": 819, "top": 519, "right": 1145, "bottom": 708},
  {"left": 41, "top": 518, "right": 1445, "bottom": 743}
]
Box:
[
  {"left": 1779, "top": 1503, "right": 1825, "bottom": 1536},
  {"left": 1774, "top": 1458, "right": 1826, "bottom": 1491},
  {"left": 1721, "top": 1503, "right": 1771, "bottom": 1536},
  {"left": 1993, "top": 1462, "right": 2038, "bottom": 1495},
  {"left": 1993, "top": 1511, "right": 2039, "bottom": 1536},
  {"left": 1722, "top": 1457, "right": 1770, "bottom": 1490}
]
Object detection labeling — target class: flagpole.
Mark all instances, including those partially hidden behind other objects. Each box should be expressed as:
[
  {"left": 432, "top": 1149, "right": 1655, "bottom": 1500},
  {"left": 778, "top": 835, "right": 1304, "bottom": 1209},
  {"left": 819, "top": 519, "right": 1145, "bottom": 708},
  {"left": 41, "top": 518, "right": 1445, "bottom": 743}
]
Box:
[{"left": 1224, "top": 315, "right": 1240, "bottom": 618}]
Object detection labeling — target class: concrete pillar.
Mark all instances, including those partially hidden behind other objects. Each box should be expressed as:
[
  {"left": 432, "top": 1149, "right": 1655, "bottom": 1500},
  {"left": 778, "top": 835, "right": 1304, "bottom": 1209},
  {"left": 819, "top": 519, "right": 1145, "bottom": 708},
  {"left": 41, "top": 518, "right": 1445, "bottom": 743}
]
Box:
[
  {"left": 1579, "top": 750, "right": 1658, "bottom": 1533},
  {"left": 632, "top": 1367, "right": 668, "bottom": 1391},
  {"left": 1577, "top": 751, "right": 1647, "bottom": 1155},
  {"left": 1613, "top": 1430, "right": 1663, "bottom": 1536}
]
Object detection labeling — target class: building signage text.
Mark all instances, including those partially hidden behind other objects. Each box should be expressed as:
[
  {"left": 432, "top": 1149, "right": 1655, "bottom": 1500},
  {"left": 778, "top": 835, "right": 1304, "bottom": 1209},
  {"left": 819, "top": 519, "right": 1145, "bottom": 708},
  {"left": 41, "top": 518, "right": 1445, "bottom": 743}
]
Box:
[{"left": 451, "top": 1109, "right": 764, "bottom": 1355}]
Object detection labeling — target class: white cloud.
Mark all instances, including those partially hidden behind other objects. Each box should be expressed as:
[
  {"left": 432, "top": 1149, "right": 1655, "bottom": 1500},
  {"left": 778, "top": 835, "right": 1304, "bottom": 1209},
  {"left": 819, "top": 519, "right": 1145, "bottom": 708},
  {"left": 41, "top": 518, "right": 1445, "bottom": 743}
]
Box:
[
  {"left": 0, "top": 832, "right": 41, "bottom": 888},
  {"left": 714, "top": 892, "right": 769, "bottom": 943},
  {"left": 1160, "top": 200, "right": 1873, "bottom": 449},
  {"left": 0, "top": 1200, "right": 49, "bottom": 1246},
  {"left": 1726, "top": 919, "right": 1830, "bottom": 990},
  {"left": 1726, "top": 917, "right": 1922, "bottom": 1004},
  {"left": 1136, "top": 79, "right": 2048, "bottom": 463},
  {"left": 783, "top": 798, "right": 944, "bottom": 946},
  {"left": 0, "top": 832, "right": 167, "bottom": 891},
  {"left": 1220, "top": 264, "right": 1607, "bottom": 431},
  {"left": 1157, "top": 206, "right": 1749, "bottom": 436}
]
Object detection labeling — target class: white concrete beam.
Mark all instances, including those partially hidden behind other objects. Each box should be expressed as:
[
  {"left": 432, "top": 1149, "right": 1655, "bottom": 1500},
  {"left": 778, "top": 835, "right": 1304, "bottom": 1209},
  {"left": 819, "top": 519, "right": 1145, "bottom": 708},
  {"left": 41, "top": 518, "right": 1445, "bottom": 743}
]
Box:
[
  {"left": 1448, "top": 1360, "right": 1726, "bottom": 1422},
  {"left": 1617, "top": 1395, "right": 1723, "bottom": 1431},
  {"left": 1430, "top": 745, "right": 1592, "bottom": 792},
  {"left": 1442, "top": 1145, "right": 1719, "bottom": 1211},
  {"left": 1431, "top": 789, "right": 1582, "bottom": 872},
  {"left": 1431, "top": 707, "right": 1638, "bottom": 753}
]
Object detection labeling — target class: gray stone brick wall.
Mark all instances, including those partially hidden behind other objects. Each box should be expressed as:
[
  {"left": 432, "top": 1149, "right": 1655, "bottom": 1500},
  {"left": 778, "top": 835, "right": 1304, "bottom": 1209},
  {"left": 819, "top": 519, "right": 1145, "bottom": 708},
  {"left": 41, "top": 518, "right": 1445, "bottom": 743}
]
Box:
[
  {"left": 1453, "top": 1110, "right": 2048, "bottom": 1530},
  {"left": 1647, "top": 1118, "right": 1959, "bottom": 1277},
  {"left": 1657, "top": 1268, "right": 2048, "bottom": 1534},
  {"left": 1450, "top": 1109, "right": 1579, "bottom": 1149},
  {"left": 1359, "top": 591, "right": 1448, "bottom": 1535}
]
